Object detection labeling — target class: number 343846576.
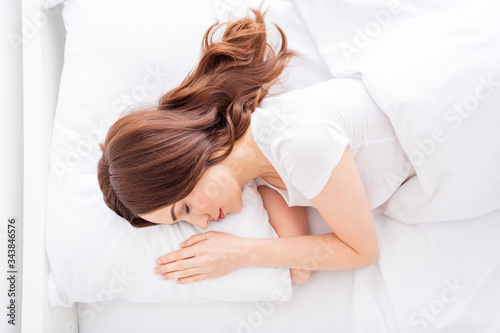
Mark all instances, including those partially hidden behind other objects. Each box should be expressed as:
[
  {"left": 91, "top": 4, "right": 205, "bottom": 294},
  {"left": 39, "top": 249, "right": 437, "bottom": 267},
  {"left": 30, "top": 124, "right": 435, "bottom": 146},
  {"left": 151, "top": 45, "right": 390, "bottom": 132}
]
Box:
[{"left": 7, "top": 218, "right": 16, "bottom": 270}]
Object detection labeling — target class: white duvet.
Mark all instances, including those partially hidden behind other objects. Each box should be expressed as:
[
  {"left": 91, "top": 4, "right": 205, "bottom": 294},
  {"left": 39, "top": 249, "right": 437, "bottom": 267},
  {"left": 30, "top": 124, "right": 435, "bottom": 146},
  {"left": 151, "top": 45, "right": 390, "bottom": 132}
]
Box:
[
  {"left": 295, "top": 0, "right": 500, "bottom": 331},
  {"left": 295, "top": 0, "right": 500, "bottom": 223}
]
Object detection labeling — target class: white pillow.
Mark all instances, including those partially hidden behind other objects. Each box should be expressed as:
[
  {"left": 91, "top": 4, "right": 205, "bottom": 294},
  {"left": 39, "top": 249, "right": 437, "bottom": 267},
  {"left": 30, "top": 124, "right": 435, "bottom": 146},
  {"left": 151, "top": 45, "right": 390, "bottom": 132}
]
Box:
[
  {"left": 45, "top": 0, "right": 300, "bottom": 307},
  {"left": 46, "top": 176, "right": 291, "bottom": 307},
  {"left": 295, "top": 0, "right": 500, "bottom": 223}
]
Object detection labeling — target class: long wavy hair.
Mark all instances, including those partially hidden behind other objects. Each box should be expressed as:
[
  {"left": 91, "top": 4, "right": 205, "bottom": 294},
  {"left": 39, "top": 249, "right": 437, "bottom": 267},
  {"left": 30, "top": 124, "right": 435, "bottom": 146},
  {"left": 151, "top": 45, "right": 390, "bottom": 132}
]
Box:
[{"left": 98, "top": 9, "right": 296, "bottom": 227}]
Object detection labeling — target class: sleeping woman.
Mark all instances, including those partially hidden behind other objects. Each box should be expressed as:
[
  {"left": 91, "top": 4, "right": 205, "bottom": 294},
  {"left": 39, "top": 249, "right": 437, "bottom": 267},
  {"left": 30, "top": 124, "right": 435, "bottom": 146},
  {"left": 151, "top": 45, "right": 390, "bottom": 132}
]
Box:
[{"left": 97, "top": 9, "right": 414, "bottom": 285}]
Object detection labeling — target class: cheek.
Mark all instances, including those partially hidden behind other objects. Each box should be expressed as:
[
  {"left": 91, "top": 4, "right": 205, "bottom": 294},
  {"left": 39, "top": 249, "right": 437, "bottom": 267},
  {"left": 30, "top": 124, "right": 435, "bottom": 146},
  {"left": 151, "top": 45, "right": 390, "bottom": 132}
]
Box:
[{"left": 190, "top": 190, "right": 212, "bottom": 212}]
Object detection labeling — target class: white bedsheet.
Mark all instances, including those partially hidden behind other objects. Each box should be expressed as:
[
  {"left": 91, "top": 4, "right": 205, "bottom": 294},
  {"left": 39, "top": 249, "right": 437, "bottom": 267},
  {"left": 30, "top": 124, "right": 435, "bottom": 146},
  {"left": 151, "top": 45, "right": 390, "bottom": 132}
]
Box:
[{"left": 352, "top": 208, "right": 500, "bottom": 332}]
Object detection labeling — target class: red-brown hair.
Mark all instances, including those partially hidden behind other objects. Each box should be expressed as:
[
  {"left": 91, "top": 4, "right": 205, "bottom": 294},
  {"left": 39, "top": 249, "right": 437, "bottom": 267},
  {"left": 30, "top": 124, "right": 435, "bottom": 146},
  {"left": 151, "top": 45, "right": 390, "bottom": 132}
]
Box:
[{"left": 98, "top": 9, "right": 295, "bottom": 227}]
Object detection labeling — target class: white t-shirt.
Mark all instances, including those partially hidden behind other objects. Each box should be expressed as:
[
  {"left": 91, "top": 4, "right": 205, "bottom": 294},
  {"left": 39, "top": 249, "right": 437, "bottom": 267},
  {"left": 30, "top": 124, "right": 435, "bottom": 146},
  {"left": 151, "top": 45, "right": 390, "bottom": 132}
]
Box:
[{"left": 250, "top": 78, "right": 415, "bottom": 210}]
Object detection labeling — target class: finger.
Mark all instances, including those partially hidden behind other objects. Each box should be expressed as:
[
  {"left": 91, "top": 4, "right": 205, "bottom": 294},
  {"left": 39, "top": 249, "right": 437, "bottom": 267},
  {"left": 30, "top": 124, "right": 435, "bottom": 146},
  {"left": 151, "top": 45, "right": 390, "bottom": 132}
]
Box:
[
  {"left": 155, "top": 257, "right": 198, "bottom": 275},
  {"left": 180, "top": 231, "right": 216, "bottom": 248},
  {"left": 156, "top": 246, "right": 196, "bottom": 265},
  {"left": 176, "top": 274, "right": 207, "bottom": 285},
  {"left": 161, "top": 267, "right": 201, "bottom": 281}
]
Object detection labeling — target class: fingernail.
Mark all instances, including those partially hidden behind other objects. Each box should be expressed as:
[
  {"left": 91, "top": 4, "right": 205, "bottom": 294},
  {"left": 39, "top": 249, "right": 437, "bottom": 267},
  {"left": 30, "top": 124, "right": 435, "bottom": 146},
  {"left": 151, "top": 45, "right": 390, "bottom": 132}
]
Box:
[
  {"left": 154, "top": 268, "right": 161, "bottom": 275},
  {"left": 176, "top": 279, "right": 182, "bottom": 284},
  {"left": 162, "top": 275, "right": 169, "bottom": 280},
  {"left": 156, "top": 260, "right": 162, "bottom": 265},
  {"left": 179, "top": 242, "right": 186, "bottom": 247}
]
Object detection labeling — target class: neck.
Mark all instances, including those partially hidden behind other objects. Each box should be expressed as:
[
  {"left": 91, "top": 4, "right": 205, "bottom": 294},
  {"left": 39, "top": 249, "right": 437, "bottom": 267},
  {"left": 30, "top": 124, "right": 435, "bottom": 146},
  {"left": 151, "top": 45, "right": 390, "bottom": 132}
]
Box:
[{"left": 221, "top": 125, "right": 276, "bottom": 187}]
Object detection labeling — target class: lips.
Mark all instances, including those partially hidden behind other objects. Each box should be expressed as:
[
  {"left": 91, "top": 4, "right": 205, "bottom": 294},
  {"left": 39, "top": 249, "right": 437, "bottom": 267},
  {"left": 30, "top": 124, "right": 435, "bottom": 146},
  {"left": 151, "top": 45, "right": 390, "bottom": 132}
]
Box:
[{"left": 218, "top": 208, "right": 226, "bottom": 220}]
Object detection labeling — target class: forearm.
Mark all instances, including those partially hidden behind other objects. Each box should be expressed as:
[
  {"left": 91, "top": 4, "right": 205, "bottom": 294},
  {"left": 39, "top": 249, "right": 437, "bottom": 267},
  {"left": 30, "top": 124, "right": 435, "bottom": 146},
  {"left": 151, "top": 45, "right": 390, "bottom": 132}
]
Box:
[
  {"left": 258, "top": 186, "right": 309, "bottom": 238},
  {"left": 243, "top": 232, "right": 374, "bottom": 271},
  {"left": 269, "top": 206, "right": 309, "bottom": 238}
]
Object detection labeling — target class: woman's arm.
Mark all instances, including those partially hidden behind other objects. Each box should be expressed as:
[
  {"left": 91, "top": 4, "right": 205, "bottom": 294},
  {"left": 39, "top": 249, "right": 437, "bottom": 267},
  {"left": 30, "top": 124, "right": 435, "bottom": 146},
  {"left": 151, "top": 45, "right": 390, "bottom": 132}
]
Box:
[
  {"left": 257, "top": 185, "right": 312, "bottom": 284},
  {"left": 257, "top": 186, "right": 309, "bottom": 238},
  {"left": 245, "top": 146, "right": 378, "bottom": 270},
  {"left": 155, "top": 146, "right": 378, "bottom": 283}
]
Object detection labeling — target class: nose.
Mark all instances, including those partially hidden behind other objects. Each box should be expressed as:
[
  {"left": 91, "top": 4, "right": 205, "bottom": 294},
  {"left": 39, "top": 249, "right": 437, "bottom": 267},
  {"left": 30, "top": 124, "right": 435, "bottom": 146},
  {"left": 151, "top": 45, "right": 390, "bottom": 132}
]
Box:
[{"left": 189, "top": 215, "right": 210, "bottom": 230}]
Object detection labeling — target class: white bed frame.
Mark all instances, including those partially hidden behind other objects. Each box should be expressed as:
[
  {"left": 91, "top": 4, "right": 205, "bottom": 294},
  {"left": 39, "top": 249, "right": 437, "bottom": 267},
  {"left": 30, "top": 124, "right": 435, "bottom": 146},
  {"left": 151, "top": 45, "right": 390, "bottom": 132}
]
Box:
[{"left": 18, "top": 0, "right": 78, "bottom": 332}]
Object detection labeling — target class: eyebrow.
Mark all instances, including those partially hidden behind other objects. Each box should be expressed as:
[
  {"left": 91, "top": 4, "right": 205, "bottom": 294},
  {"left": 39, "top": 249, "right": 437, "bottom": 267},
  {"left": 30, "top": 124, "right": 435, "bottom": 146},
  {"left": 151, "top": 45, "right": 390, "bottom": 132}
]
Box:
[{"left": 171, "top": 203, "right": 177, "bottom": 222}]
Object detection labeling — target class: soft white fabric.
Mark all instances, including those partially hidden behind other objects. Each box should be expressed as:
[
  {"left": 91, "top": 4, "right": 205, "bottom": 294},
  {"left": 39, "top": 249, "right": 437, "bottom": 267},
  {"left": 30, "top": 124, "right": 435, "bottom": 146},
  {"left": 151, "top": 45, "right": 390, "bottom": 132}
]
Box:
[
  {"left": 45, "top": 0, "right": 310, "bottom": 307},
  {"left": 251, "top": 78, "right": 414, "bottom": 209},
  {"left": 290, "top": 1, "right": 500, "bottom": 332},
  {"left": 352, "top": 208, "right": 500, "bottom": 333},
  {"left": 41, "top": 0, "right": 65, "bottom": 9},
  {"left": 46, "top": 176, "right": 291, "bottom": 307},
  {"left": 76, "top": 208, "right": 500, "bottom": 333},
  {"left": 78, "top": 238, "right": 356, "bottom": 333},
  {"left": 42, "top": 0, "right": 500, "bottom": 331},
  {"left": 294, "top": 0, "right": 500, "bottom": 223}
]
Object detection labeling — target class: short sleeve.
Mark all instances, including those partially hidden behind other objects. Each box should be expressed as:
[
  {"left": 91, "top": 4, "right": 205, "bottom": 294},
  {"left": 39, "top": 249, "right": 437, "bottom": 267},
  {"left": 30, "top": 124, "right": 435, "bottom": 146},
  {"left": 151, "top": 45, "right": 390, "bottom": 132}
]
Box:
[{"left": 272, "top": 122, "right": 351, "bottom": 199}]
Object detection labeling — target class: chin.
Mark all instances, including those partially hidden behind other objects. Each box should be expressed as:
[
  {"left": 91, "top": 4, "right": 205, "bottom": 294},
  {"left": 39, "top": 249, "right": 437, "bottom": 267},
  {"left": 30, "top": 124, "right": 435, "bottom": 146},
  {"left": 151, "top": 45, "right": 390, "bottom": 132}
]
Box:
[{"left": 226, "top": 201, "right": 243, "bottom": 217}]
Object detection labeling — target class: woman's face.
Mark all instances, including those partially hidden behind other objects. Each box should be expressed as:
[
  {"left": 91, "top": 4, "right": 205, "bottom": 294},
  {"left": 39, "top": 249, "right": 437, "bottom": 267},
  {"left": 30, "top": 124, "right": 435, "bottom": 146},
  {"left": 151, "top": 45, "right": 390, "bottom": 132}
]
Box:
[{"left": 139, "top": 164, "right": 243, "bottom": 229}]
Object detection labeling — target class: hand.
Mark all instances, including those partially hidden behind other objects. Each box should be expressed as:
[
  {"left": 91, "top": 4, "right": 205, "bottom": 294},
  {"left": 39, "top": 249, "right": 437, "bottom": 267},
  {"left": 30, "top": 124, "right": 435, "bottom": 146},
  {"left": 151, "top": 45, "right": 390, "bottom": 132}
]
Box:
[{"left": 154, "top": 231, "right": 245, "bottom": 284}]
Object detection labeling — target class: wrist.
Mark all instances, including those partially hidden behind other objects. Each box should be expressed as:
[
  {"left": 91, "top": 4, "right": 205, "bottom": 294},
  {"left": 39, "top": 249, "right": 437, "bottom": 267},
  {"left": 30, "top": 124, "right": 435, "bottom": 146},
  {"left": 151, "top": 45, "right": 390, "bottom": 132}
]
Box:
[{"left": 238, "top": 237, "right": 260, "bottom": 267}]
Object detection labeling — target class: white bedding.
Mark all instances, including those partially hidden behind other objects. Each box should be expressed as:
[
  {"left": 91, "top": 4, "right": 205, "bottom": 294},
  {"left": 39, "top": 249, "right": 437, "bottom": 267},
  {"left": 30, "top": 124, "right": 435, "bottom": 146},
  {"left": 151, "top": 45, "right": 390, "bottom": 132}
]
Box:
[
  {"left": 353, "top": 209, "right": 500, "bottom": 332},
  {"left": 295, "top": 0, "right": 500, "bottom": 223},
  {"left": 79, "top": 271, "right": 355, "bottom": 333},
  {"left": 40, "top": 0, "right": 500, "bottom": 332},
  {"left": 79, "top": 208, "right": 355, "bottom": 333},
  {"left": 79, "top": 208, "right": 500, "bottom": 333}
]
